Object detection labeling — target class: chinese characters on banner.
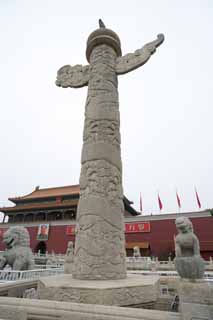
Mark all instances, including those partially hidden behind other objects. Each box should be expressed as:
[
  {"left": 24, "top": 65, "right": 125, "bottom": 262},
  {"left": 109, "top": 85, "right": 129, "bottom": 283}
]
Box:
[
  {"left": 65, "top": 222, "right": 151, "bottom": 236},
  {"left": 37, "top": 224, "right": 49, "bottom": 241},
  {"left": 125, "top": 222, "right": 150, "bottom": 233}
]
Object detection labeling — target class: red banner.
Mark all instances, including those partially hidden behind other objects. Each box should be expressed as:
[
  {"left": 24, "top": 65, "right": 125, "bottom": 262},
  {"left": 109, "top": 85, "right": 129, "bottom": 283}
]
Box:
[
  {"left": 125, "top": 222, "right": 150, "bottom": 233},
  {"left": 0, "top": 229, "right": 7, "bottom": 237},
  {"left": 65, "top": 223, "right": 150, "bottom": 235},
  {"left": 66, "top": 225, "right": 76, "bottom": 235}
]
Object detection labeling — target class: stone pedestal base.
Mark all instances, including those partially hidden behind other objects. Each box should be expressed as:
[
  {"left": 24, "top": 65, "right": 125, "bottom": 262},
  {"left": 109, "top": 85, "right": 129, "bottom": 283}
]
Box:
[
  {"left": 38, "top": 274, "right": 159, "bottom": 307},
  {"left": 0, "top": 296, "right": 181, "bottom": 320},
  {"left": 178, "top": 279, "right": 213, "bottom": 320}
]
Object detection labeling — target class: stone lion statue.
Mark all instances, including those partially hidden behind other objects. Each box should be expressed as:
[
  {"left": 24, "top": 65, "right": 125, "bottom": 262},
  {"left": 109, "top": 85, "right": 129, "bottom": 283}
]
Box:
[
  {"left": 0, "top": 226, "right": 34, "bottom": 270},
  {"left": 133, "top": 246, "right": 141, "bottom": 258},
  {"left": 174, "top": 216, "right": 205, "bottom": 279}
]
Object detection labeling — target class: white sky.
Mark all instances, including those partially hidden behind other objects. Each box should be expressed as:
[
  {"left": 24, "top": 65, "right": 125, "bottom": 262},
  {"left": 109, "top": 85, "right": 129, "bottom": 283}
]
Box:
[{"left": 0, "top": 0, "right": 212, "bottom": 217}]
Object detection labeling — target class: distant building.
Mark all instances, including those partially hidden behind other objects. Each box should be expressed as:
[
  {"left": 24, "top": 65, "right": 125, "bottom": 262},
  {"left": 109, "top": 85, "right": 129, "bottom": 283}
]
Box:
[{"left": 0, "top": 185, "right": 213, "bottom": 259}]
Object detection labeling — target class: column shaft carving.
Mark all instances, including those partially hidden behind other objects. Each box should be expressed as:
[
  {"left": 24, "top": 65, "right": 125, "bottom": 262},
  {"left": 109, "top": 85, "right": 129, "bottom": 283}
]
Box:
[{"left": 73, "top": 45, "right": 126, "bottom": 280}]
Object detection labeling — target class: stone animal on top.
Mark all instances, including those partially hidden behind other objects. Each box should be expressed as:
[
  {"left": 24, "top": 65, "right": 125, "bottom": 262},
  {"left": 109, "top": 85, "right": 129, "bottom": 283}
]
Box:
[
  {"left": 0, "top": 226, "right": 34, "bottom": 270},
  {"left": 174, "top": 216, "right": 205, "bottom": 279}
]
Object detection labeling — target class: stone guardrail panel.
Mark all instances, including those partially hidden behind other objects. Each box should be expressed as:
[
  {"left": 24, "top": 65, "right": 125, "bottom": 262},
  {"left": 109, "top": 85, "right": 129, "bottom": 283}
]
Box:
[
  {"left": 0, "top": 268, "right": 63, "bottom": 283},
  {"left": 126, "top": 258, "right": 213, "bottom": 271},
  {"left": 0, "top": 279, "right": 38, "bottom": 298}
]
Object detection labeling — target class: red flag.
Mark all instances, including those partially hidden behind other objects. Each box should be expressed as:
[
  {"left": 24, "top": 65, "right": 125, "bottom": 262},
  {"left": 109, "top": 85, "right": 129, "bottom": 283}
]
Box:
[
  {"left": 195, "top": 188, "right": 201, "bottom": 209},
  {"left": 139, "top": 193, "right": 142, "bottom": 212},
  {"left": 158, "top": 194, "right": 163, "bottom": 210},
  {"left": 176, "top": 191, "right": 181, "bottom": 208}
]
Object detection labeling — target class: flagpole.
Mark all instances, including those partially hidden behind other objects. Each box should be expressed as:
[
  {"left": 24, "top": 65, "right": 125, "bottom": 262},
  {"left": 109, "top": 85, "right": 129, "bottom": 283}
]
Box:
[
  {"left": 157, "top": 190, "right": 160, "bottom": 214},
  {"left": 175, "top": 188, "right": 178, "bottom": 214},
  {"left": 157, "top": 190, "right": 163, "bottom": 214},
  {"left": 178, "top": 189, "right": 181, "bottom": 214},
  {"left": 176, "top": 187, "right": 181, "bottom": 214},
  {"left": 195, "top": 186, "right": 201, "bottom": 211},
  {"left": 139, "top": 192, "right": 142, "bottom": 214}
]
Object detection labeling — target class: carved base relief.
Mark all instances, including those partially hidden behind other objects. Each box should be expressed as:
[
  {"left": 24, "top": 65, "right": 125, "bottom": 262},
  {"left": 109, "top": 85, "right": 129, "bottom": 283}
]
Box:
[{"left": 38, "top": 275, "right": 158, "bottom": 306}]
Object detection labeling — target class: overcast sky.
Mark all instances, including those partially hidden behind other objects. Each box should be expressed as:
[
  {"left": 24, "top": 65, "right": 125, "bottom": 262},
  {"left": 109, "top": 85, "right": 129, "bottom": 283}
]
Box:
[{"left": 0, "top": 0, "right": 212, "bottom": 218}]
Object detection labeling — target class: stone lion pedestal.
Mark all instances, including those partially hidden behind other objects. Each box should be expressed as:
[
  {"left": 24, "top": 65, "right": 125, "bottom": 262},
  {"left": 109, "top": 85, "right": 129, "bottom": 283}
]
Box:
[
  {"left": 178, "top": 279, "right": 213, "bottom": 320},
  {"left": 38, "top": 274, "right": 159, "bottom": 307},
  {"left": 174, "top": 216, "right": 213, "bottom": 320}
]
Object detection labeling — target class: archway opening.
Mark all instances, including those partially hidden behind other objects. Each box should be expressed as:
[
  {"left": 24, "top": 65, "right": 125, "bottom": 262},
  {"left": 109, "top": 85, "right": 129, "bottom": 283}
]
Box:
[{"left": 35, "top": 241, "right": 47, "bottom": 254}]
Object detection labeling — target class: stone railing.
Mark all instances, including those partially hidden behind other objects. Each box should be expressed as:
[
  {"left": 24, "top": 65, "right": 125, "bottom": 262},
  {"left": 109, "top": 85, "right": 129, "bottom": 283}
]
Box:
[
  {"left": 34, "top": 264, "right": 63, "bottom": 269},
  {"left": 33, "top": 253, "right": 65, "bottom": 266},
  {"left": 126, "top": 258, "right": 175, "bottom": 271},
  {"left": 33, "top": 255, "right": 213, "bottom": 271},
  {"left": 1, "top": 267, "right": 212, "bottom": 284},
  {"left": 0, "top": 297, "right": 181, "bottom": 320},
  {"left": 126, "top": 257, "right": 213, "bottom": 271},
  {"left": 128, "top": 270, "right": 213, "bottom": 282},
  {"left": 0, "top": 279, "right": 38, "bottom": 298},
  {"left": 34, "top": 253, "right": 65, "bottom": 259},
  {"left": 0, "top": 268, "right": 63, "bottom": 282}
]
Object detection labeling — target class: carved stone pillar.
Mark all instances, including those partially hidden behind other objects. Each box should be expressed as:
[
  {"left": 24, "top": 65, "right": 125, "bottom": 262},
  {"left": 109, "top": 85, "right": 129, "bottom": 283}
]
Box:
[
  {"left": 55, "top": 21, "right": 164, "bottom": 281},
  {"left": 38, "top": 21, "right": 164, "bottom": 306},
  {"left": 72, "top": 30, "right": 126, "bottom": 280}
]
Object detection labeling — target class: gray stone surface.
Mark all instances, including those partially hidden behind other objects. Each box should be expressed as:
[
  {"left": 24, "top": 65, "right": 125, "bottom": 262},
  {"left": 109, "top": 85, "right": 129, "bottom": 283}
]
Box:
[
  {"left": 23, "top": 288, "right": 39, "bottom": 299},
  {"left": 56, "top": 21, "right": 164, "bottom": 281},
  {"left": 116, "top": 34, "right": 164, "bottom": 75},
  {"left": 178, "top": 279, "right": 213, "bottom": 320},
  {"left": 38, "top": 274, "right": 159, "bottom": 306},
  {"left": 0, "top": 279, "right": 38, "bottom": 298},
  {"left": 0, "top": 226, "right": 34, "bottom": 270},
  {"left": 64, "top": 241, "right": 74, "bottom": 274},
  {"left": 73, "top": 41, "right": 126, "bottom": 280},
  {"left": 46, "top": 252, "right": 58, "bottom": 266},
  {"left": 174, "top": 216, "right": 205, "bottom": 279},
  {"left": 178, "top": 279, "right": 213, "bottom": 305},
  {"left": 0, "top": 296, "right": 181, "bottom": 320},
  {"left": 180, "top": 302, "right": 213, "bottom": 320}
]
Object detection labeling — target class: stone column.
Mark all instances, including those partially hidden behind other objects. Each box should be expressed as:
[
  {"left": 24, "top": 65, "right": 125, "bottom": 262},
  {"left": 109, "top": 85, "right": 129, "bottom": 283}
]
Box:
[
  {"left": 72, "top": 29, "right": 126, "bottom": 280},
  {"left": 55, "top": 21, "right": 164, "bottom": 281}
]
